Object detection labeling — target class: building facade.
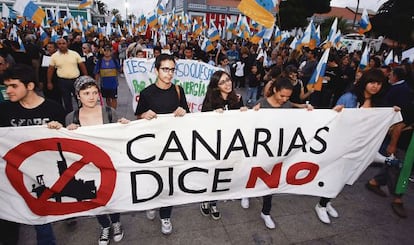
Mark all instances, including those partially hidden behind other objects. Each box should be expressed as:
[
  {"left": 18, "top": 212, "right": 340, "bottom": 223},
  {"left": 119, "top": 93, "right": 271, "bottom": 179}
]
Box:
[{"left": 164, "top": 0, "right": 248, "bottom": 28}]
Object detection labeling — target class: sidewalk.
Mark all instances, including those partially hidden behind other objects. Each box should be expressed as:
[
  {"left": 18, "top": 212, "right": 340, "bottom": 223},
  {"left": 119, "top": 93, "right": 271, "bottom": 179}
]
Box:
[{"left": 18, "top": 76, "right": 414, "bottom": 244}]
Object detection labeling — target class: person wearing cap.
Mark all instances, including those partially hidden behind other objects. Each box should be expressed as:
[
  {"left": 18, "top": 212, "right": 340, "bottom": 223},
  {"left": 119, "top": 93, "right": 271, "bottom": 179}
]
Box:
[
  {"left": 0, "top": 64, "right": 64, "bottom": 245},
  {"left": 47, "top": 38, "right": 88, "bottom": 113},
  {"left": 94, "top": 45, "right": 121, "bottom": 109}
]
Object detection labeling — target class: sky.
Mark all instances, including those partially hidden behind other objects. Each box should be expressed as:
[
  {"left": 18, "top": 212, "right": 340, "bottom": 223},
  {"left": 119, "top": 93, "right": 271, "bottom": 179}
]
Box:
[
  {"left": 102, "top": 0, "right": 388, "bottom": 18},
  {"left": 102, "top": 0, "right": 157, "bottom": 17},
  {"left": 330, "top": 0, "right": 388, "bottom": 11}
]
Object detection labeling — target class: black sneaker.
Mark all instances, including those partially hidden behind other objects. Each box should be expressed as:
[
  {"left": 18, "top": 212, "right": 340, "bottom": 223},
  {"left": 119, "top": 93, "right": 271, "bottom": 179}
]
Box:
[
  {"left": 112, "top": 222, "right": 124, "bottom": 242},
  {"left": 99, "top": 227, "right": 110, "bottom": 245},
  {"left": 210, "top": 205, "right": 221, "bottom": 220},
  {"left": 200, "top": 202, "right": 210, "bottom": 216}
]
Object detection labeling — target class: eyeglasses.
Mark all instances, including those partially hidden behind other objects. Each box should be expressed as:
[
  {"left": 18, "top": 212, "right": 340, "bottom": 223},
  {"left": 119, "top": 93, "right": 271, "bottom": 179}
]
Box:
[
  {"left": 218, "top": 77, "right": 231, "bottom": 85},
  {"left": 159, "top": 67, "right": 176, "bottom": 73}
]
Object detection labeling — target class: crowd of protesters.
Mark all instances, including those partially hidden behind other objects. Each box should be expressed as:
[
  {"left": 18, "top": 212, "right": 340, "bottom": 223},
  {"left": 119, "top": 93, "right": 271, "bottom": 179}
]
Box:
[{"left": 0, "top": 27, "right": 414, "bottom": 245}]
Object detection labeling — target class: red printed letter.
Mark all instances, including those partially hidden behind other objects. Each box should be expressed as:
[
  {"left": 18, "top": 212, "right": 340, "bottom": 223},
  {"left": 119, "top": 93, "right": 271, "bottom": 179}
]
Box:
[
  {"left": 245, "top": 162, "right": 282, "bottom": 188},
  {"left": 286, "top": 162, "right": 319, "bottom": 185}
]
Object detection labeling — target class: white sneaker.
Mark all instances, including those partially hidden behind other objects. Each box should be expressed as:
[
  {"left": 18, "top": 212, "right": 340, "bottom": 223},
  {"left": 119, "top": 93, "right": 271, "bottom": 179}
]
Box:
[
  {"left": 112, "top": 222, "right": 124, "bottom": 242},
  {"left": 326, "top": 202, "right": 339, "bottom": 218},
  {"left": 160, "top": 218, "right": 172, "bottom": 235},
  {"left": 146, "top": 209, "right": 156, "bottom": 220},
  {"left": 315, "top": 203, "right": 330, "bottom": 224},
  {"left": 98, "top": 227, "right": 110, "bottom": 245},
  {"left": 260, "top": 212, "right": 276, "bottom": 229},
  {"left": 241, "top": 198, "right": 249, "bottom": 209}
]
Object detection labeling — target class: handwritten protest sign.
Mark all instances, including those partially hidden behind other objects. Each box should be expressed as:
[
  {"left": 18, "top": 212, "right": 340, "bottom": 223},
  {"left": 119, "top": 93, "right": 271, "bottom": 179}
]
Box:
[{"left": 124, "top": 58, "right": 222, "bottom": 113}]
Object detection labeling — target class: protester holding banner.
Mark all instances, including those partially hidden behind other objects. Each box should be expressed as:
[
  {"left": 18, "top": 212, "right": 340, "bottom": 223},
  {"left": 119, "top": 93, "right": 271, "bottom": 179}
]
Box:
[
  {"left": 366, "top": 66, "right": 413, "bottom": 218},
  {"left": 0, "top": 64, "right": 64, "bottom": 245},
  {"left": 135, "top": 54, "right": 190, "bottom": 235},
  {"left": 315, "top": 68, "right": 388, "bottom": 224},
  {"left": 60, "top": 76, "right": 128, "bottom": 245},
  {"left": 200, "top": 70, "right": 246, "bottom": 220},
  {"left": 251, "top": 77, "right": 313, "bottom": 229}
]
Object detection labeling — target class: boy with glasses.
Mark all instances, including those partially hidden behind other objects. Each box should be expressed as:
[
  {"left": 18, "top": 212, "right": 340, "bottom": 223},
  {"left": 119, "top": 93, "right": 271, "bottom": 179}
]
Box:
[{"left": 135, "top": 54, "right": 189, "bottom": 235}]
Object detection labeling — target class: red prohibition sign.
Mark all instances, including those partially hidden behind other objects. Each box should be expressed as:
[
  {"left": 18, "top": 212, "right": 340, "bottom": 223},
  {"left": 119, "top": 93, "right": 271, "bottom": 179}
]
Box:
[{"left": 4, "top": 138, "right": 116, "bottom": 216}]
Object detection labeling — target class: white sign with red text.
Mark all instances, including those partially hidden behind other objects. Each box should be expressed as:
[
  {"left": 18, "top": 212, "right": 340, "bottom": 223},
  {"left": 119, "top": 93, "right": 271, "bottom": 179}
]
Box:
[{"left": 0, "top": 108, "right": 401, "bottom": 224}]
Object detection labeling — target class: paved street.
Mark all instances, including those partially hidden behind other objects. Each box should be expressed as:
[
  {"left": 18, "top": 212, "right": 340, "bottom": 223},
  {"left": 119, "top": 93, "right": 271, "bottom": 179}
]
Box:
[{"left": 18, "top": 76, "right": 414, "bottom": 245}]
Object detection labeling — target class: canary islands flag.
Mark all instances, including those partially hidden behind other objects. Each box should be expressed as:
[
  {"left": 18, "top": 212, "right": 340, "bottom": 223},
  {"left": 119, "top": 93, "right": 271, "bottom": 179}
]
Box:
[
  {"left": 13, "top": 0, "right": 45, "bottom": 24},
  {"left": 358, "top": 9, "right": 372, "bottom": 34},
  {"left": 79, "top": 0, "right": 92, "bottom": 9},
  {"left": 201, "top": 37, "right": 214, "bottom": 53},
  {"left": 359, "top": 45, "right": 370, "bottom": 71},
  {"left": 238, "top": 0, "right": 277, "bottom": 28},
  {"left": 251, "top": 29, "right": 266, "bottom": 44},
  {"left": 384, "top": 50, "right": 393, "bottom": 66},
  {"left": 307, "top": 48, "right": 330, "bottom": 92},
  {"left": 39, "top": 26, "right": 49, "bottom": 47}
]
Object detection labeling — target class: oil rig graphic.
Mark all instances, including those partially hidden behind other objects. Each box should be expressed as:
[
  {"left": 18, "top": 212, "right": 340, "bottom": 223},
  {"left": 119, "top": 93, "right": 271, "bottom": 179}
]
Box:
[{"left": 32, "top": 142, "right": 97, "bottom": 202}]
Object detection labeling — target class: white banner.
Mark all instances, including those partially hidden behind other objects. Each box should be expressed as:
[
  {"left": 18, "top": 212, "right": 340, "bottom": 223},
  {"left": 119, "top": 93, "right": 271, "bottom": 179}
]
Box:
[
  {"left": 0, "top": 109, "right": 401, "bottom": 224},
  {"left": 124, "top": 58, "right": 222, "bottom": 113}
]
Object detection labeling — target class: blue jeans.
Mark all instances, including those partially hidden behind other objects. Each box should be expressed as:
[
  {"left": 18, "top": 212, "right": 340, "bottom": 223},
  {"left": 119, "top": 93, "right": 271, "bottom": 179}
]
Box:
[
  {"left": 35, "top": 224, "right": 56, "bottom": 245},
  {"left": 96, "top": 213, "right": 121, "bottom": 228},
  {"left": 160, "top": 206, "right": 172, "bottom": 219},
  {"left": 247, "top": 87, "right": 258, "bottom": 104}
]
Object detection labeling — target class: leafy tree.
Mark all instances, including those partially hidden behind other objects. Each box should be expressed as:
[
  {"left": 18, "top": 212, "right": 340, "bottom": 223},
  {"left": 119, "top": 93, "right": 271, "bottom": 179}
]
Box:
[
  {"left": 320, "top": 17, "right": 353, "bottom": 39},
  {"left": 279, "top": 0, "right": 331, "bottom": 30},
  {"left": 370, "top": 0, "right": 414, "bottom": 46}
]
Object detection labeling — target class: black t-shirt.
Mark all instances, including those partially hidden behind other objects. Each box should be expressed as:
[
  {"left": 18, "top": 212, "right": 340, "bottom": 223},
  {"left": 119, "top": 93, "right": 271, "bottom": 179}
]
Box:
[
  {"left": 0, "top": 99, "right": 65, "bottom": 127},
  {"left": 290, "top": 80, "right": 304, "bottom": 104},
  {"left": 135, "top": 83, "right": 190, "bottom": 116},
  {"left": 247, "top": 73, "right": 260, "bottom": 87}
]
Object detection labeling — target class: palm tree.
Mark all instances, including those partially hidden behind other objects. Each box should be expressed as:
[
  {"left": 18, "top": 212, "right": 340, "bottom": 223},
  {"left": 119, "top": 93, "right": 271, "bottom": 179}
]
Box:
[
  {"left": 96, "top": 0, "right": 108, "bottom": 15},
  {"left": 320, "top": 17, "right": 352, "bottom": 38}
]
